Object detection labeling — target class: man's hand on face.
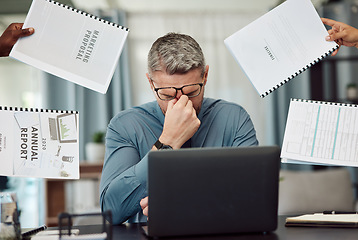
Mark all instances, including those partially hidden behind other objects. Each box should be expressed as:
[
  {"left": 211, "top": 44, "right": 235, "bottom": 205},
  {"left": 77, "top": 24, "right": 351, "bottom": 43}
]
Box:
[{"left": 159, "top": 95, "right": 200, "bottom": 149}]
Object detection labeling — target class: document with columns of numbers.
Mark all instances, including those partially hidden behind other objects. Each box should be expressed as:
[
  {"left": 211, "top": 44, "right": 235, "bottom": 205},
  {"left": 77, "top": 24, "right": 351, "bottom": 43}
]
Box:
[
  {"left": 10, "top": 0, "right": 129, "bottom": 94},
  {"left": 281, "top": 99, "right": 358, "bottom": 167}
]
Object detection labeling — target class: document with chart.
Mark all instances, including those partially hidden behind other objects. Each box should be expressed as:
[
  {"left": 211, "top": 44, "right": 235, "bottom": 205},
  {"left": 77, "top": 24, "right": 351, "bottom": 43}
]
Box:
[
  {"left": 281, "top": 99, "right": 358, "bottom": 167},
  {"left": 0, "top": 107, "right": 79, "bottom": 179}
]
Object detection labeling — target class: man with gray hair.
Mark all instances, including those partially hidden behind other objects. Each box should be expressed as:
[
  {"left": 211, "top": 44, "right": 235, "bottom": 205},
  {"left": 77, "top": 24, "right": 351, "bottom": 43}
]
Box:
[{"left": 100, "top": 32, "right": 258, "bottom": 224}]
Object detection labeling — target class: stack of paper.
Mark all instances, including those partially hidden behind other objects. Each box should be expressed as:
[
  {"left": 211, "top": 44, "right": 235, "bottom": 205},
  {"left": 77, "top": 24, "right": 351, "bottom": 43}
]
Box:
[{"left": 286, "top": 213, "right": 358, "bottom": 227}]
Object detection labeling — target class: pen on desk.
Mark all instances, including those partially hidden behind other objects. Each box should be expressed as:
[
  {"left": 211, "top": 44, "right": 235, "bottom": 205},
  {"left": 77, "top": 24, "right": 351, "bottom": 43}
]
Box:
[
  {"left": 22, "top": 224, "right": 48, "bottom": 239},
  {"left": 323, "top": 211, "right": 358, "bottom": 214}
]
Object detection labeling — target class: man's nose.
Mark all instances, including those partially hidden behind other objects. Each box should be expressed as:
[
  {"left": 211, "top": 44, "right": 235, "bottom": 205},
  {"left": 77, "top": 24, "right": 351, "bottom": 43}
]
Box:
[{"left": 175, "top": 89, "right": 183, "bottom": 100}]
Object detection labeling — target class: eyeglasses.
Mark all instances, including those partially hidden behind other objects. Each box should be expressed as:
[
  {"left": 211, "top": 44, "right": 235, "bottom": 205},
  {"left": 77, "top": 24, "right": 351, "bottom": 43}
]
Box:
[{"left": 151, "top": 79, "right": 204, "bottom": 101}]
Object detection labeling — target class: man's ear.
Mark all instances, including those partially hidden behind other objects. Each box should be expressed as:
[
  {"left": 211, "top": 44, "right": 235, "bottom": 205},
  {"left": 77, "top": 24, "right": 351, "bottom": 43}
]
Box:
[
  {"left": 146, "top": 73, "right": 154, "bottom": 90},
  {"left": 203, "top": 65, "right": 209, "bottom": 86}
]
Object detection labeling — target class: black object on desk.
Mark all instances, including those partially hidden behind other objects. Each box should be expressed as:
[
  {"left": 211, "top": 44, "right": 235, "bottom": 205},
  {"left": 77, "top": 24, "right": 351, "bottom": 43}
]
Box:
[
  {"left": 58, "top": 210, "right": 112, "bottom": 240},
  {"left": 323, "top": 211, "right": 358, "bottom": 215},
  {"left": 21, "top": 224, "right": 47, "bottom": 239}
]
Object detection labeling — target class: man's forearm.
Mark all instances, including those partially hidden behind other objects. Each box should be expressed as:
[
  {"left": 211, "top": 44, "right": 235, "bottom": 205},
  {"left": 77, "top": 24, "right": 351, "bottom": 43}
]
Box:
[{"left": 100, "top": 155, "right": 149, "bottom": 224}]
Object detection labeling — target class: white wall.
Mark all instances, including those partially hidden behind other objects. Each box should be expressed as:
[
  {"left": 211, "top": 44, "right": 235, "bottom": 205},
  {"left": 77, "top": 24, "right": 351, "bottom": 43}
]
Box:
[
  {"left": 0, "top": 58, "right": 42, "bottom": 107},
  {"left": 0, "top": 15, "right": 42, "bottom": 108},
  {"left": 73, "top": 0, "right": 279, "bottom": 13}
]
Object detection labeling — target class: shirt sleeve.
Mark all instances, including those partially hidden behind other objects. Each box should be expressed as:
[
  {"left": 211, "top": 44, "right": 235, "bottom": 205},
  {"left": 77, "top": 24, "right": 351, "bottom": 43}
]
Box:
[
  {"left": 232, "top": 106, "right": 259, "bottom": 147},
  {"left": 99, "top": 119, "right": 149, "bottom": 225}
]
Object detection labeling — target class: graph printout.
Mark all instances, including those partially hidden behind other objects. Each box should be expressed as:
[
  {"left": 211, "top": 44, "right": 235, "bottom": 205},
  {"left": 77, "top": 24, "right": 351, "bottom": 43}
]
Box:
[
  {"left": 281, "top": 99, "right": 358, "bottom": 167},
  {"left": 0, "top": 107, "right": 79, "bottom": 179}
]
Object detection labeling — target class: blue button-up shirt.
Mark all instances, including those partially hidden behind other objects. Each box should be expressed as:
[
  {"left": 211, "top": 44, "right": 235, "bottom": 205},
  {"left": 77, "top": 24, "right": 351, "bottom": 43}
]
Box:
[{"left": 100, "top": 98, "right": 258, "bottom": 224}]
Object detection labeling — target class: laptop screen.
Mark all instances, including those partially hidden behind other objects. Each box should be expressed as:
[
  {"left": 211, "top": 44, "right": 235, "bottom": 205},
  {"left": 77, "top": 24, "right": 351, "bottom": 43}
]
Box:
[{"left": 146, "top": 146, "right": 281, "bottom": 237}]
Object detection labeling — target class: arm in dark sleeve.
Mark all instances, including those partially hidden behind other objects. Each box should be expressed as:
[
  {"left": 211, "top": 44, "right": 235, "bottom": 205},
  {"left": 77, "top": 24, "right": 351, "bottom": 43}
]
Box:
[{"left": 99, "top": 122, "right": 149, "bottom": 224}]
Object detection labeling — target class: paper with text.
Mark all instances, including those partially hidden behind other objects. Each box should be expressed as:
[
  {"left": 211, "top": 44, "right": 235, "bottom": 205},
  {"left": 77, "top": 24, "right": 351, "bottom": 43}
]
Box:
[
  {"left": 281, "top": 99, "right": 358, "bottom": 167},
  {"left": 0, "top": 107, "right": 79, "bottom": 179},
  {"left": 224, "top": 0, "right": 338, "bottom": 97},
  {"left": 10, "top": 0, "right": 129, "bottom": 94}
]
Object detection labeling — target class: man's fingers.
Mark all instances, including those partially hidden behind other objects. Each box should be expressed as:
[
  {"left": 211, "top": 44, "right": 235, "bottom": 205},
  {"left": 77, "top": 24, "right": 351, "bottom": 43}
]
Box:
[
  {"left": 167, "top": 98, "right": 177, "bottom": 111},
  {"left": 174, "top": 95, "right": 189, "bottom": 108},
  {"left": 140, "top": 197, "right": 149, "bottom": 217},
  {"left": 186, "top": 99, "right": 193, "bottom": 109},
  {"left": 143, "top": 206, "right": 148, "bottom": 216},
  {"left": 140, "top": 197, "right": 148, "bottom": 209},
  {"left": 184, "top": 100, "right": 196, "bottom": 118}
]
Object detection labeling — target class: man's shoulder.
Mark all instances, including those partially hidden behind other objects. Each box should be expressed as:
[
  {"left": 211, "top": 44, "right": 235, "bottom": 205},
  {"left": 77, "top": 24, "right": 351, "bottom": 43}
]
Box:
[
  {"left": 203, "top": 98, "right": 247, "bottom": 112},
  {"left": 111, "top": 101, "right": 158, "bottom": 122}
]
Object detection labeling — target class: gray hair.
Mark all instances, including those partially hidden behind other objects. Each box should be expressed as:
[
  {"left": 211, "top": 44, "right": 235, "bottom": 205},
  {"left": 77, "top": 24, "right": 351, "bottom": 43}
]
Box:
[{"left": 148, "top": 33, "right": 206, "bottom": 78}]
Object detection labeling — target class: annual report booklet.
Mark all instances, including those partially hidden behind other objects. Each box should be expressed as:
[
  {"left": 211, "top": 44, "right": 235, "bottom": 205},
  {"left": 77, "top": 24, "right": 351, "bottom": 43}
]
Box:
[
  {"left": 10, "top": 0, "right": 129, "bottom": 94},
  {"left": 281, "top": 99, "right": 358, "bottom": 167},
  {"left": 286, "top": 213, "right": 358, "bottom": 228},
  {"left": 224, "top": 0, "right": 338, "bottom": 97},
  {"left": 0, "top": 106, "right": 79, "bottom": 179}
]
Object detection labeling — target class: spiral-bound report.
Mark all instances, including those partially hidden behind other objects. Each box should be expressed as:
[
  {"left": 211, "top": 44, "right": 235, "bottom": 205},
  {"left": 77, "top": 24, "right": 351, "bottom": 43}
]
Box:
[
  {"left": 224, "top": 0, "right": 339, "bottom": 98},
  {"left": 0, "top": 106, "right": 79, "bottom": 179},
  {"left": 281, "top": 99, "right": 358, "bottom": 167},
  {"left": 10, "top": 0, "right": 129, "bottom": 94}
]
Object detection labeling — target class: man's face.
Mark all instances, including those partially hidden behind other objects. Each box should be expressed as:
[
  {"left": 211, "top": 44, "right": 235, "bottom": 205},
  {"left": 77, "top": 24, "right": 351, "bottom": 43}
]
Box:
[{"left": 147, "top": 66, "right": 208, "bottom": 115}]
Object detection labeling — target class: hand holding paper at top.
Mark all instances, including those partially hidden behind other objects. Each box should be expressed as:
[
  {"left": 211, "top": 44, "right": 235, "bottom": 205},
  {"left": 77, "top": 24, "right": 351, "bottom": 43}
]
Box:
[
  {"left": 224, "top": 0, "right": 338, "bottom": 97},
  {"left": 322, "top": 17, "right": 358, "bottom": 56},
  {"left": 9, "top": 0, "right": 129, "bottom": 94},
  {"left": 0, "top": 23, "right": 34, "bottom": 57}
]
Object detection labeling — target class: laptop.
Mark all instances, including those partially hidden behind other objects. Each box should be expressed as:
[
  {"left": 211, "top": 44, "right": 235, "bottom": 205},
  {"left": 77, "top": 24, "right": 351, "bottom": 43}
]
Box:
[{"left": 143, "top": 146, "right": 281, "bottom": 238}]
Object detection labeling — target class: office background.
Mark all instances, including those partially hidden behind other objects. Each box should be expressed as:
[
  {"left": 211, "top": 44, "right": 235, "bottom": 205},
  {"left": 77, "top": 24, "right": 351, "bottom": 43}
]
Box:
[{"left": 0, "top": 0, "right": 357, "bottom": 227}]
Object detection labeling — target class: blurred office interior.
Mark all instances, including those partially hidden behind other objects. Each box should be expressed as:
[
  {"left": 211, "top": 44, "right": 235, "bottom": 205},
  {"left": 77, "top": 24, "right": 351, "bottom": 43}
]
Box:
[{"left": 0, "top": 0, "right": 358, "bottom": 227}]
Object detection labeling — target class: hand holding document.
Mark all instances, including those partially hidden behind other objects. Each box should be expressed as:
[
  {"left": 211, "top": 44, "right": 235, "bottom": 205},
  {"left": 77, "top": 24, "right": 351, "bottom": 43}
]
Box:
[
  {"left": 0, "top": 23, "right": 34, "bottom": 57},
  {"left": 10, "top": 0, "right": 129, "bottom": 94},
  {"left": 224, "top": 0, "right": 338, "bottom": 97}
]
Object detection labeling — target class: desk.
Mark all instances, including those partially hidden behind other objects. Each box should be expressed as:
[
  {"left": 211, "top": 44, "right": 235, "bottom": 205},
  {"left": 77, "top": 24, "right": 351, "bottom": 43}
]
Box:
[{"left": 70, "top": 216, "right": 358, "bottom": 240}]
